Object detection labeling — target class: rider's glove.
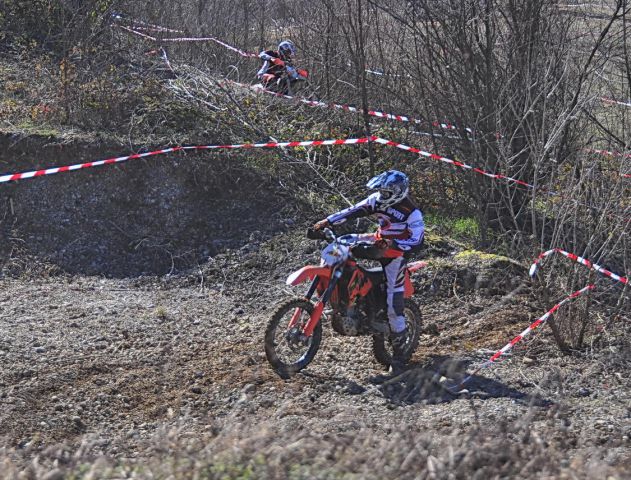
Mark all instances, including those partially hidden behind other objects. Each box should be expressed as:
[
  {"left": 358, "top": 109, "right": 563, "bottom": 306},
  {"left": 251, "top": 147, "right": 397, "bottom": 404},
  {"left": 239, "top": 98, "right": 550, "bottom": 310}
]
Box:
[
  {"left": 313, "top": 219, "right": 330, "bottom": 231},
  {"left": 374, "top": 238, "right": 391, "bottom": 250},
  {"left": 272, "top": 58, "right": 285, "bottom": 67}
]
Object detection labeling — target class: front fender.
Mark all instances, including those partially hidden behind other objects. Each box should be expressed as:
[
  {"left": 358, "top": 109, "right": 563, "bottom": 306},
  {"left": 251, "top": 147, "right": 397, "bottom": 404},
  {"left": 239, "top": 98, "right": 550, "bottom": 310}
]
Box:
[{"left": 286, "top": 265, "right": 332, "bottom": 286}]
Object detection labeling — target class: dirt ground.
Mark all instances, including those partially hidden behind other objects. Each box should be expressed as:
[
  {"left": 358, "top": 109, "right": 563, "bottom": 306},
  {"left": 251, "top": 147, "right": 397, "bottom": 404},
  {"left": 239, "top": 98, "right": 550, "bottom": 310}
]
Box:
[
  {"left": 0, "top": 130, "right": 629, "bottom": 479},
  {"left": 0, "top": 231, "right": 629, "bottom": 478}
]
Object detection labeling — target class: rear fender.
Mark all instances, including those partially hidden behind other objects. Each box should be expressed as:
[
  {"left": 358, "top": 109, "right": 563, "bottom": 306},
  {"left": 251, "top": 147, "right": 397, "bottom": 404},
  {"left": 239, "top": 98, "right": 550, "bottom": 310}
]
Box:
[
  {"left": 408, "top": 261, "right": 428, "bottom": 273},
  {"left": 286, "top": 265, "right": 331, "bottom": 286}
]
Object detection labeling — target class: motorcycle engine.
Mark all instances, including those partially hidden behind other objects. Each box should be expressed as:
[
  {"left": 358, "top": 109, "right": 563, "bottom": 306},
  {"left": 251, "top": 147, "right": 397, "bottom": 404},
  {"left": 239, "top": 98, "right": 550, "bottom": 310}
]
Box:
[{"left": 331, "top": 304, "right": 365, "bottom": 336}]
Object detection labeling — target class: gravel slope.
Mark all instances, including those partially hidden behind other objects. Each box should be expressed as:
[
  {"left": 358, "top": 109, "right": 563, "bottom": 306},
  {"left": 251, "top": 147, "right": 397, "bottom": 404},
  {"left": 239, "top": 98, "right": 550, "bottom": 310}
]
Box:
[{"left": 0, "top": 237, "right": 629, "bottom": 478}]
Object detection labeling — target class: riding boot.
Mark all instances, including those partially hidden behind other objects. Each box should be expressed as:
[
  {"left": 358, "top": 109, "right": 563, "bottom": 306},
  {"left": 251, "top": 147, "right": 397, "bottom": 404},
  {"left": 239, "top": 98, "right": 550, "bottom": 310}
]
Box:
[
  {"left": 368, "top": 328, "right": 409, "bottom": 384},
  {"left": 389, "top": 329, "right": 409, "bottom": 376}
]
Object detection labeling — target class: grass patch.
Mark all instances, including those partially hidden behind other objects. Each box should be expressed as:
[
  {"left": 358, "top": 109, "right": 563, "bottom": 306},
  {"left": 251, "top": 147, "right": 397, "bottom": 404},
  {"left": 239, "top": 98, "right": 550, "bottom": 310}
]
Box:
[{"left": 425, "top": 213, "right": 481, "bottom": 243}]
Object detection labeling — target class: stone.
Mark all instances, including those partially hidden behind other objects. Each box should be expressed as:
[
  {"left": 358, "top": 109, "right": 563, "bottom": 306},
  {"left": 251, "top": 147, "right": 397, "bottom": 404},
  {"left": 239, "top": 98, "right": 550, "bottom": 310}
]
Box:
[{"left": 42, "top": 470, "right": 64, "bottom": 480}]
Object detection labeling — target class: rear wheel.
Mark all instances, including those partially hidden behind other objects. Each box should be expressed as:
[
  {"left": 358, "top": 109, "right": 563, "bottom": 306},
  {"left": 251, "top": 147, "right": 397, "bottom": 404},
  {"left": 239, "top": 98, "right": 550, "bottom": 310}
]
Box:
[
  {"left": 372, "top": 300, "right": 422, "bottom": 368},
  {"left": 264, "top": 298, "right": 323, "bottom": 378}
]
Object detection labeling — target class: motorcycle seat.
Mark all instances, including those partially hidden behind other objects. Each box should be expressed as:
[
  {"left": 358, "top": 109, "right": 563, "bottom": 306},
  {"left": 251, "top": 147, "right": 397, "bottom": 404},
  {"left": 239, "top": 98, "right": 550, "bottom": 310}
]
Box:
[{"left": 362, "top": 266, "right": 383, "bottom": 274}]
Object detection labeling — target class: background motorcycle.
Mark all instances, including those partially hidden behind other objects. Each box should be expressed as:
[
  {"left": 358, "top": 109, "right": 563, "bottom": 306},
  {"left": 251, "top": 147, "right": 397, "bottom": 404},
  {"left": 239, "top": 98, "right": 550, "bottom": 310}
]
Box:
[
  {"left": 260, "top": 64, "right": 310, "bottom": 96},
  {"left": 265, "top": 227, "right": 426, "bottom": 378}
]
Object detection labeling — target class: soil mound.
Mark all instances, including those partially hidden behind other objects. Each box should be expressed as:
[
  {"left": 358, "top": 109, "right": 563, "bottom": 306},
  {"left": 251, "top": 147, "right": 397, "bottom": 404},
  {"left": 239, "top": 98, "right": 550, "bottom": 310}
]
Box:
[{"left": 0, "top": 135, "right": 292, "bottom": 277}]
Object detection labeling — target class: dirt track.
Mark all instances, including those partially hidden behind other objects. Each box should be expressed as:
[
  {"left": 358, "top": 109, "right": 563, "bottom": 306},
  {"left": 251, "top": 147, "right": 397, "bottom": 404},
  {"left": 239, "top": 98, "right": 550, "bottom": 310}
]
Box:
[
  {"left": 1, "top": 233, "right": 629, "bottom": 477},
  {"left": 0, "top": 132, "right": 628, "bottom": 475}
]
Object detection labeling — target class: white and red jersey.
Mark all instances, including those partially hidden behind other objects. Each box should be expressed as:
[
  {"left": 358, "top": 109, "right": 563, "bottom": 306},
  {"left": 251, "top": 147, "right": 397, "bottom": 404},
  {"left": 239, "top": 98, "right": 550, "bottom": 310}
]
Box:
[{"left": 326, "top": 193, "right": 424, "bottom": 253}]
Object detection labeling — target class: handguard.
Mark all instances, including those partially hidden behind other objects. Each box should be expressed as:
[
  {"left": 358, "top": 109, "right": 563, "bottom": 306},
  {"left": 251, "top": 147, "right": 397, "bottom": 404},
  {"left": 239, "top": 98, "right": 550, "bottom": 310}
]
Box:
[{"left": 306, "top": 227, "right": 327, "bottom": 240}]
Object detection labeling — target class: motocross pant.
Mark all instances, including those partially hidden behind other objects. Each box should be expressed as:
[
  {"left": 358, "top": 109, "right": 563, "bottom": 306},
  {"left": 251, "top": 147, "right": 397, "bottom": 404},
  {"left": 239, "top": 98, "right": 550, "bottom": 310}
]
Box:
[{"left": 380, "top": 255, "right": 407, "bottom": 333}]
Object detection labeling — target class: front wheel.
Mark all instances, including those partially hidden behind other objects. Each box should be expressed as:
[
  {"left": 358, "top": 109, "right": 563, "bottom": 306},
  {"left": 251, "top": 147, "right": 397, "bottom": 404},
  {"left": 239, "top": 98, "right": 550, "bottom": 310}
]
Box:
[
  {"left": 372, "top": 300, "right": 422, "bottom": 368},
  {"left": 264, "top": 298, "right": 323, "bottom": 378}
]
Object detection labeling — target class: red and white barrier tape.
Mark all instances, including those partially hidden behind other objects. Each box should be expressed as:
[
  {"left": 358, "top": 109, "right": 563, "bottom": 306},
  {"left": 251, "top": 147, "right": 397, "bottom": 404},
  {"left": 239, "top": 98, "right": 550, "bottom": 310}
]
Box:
[
  {"left": 586, "top": 148, "right": 631, "bottom": 160},
  {"left": 248, "top": 82, "right": 427, "bottom": 123},
  {"left": 3, "top": 130, "right": 623, "bottom": 195},
  {"left": 131, "top": 25, "right": 184, "bottom": 34},
  {"left": 529, "top": 248, "right": 628, "bottom": 285},
  {"left": 112, "top": 14, "right": 183, "bottom": 34},
  {"left": 456, "top": 284, "right": 595, "bottom": 387},
  {"left": 116, "top": 25, "right": 258, "bottom": 57},
  {"left": 162, "top": 36, "right": 258, "bottom": 58},
  {"left": 230, "top": 80, "right": 469, "bottom": 133},
  {"left": 371, "top": 137, "right": 535, "bottom": 188},
  {"left": 117, "top": 25, "right": 161, "bottom": 41},
  {"left": 601, "top": 97, "right": 631, "bottom": 108},
  {"left": 0, "top": 134, "right": 544, "bottom": 192},
  {"left": 0, "top": 137, "right": 372, "bottom": 184}
]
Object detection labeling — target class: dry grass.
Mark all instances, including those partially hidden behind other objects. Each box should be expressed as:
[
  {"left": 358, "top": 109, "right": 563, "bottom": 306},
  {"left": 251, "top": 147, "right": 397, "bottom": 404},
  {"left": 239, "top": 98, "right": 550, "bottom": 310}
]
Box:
[{"left": 1, "top": 412, "right": 627, "bottom": 480}]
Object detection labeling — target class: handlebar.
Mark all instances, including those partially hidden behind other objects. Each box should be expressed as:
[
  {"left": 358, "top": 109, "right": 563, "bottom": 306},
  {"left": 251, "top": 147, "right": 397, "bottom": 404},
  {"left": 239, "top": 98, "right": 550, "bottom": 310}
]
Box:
[
  {"left": 323, "top": 227, "right": 336, "bottom": 242},
  {"left": 306, "top": 227, "right": 387, "bottom": 260},
  {"left": 307, "top": 228, "right": 375, "bottom": 247},
  {"left": 306, "top": 227, "right": 338, "bottom": 242}
]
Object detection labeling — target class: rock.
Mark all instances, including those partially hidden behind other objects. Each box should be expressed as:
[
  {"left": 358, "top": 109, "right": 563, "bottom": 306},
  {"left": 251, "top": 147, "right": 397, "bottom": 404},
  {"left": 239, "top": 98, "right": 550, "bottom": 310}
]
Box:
[
  {"left": 42, "top": 470, "right": 64, "bottom": 480},
  {"left": 344, "top": 383, "right": 366, "bottom": 395},
  {"left": 72, "top": 416, "right": 86, "bottom": 431},
  {"left": 578, "top": 388, "right": 590, "bottom": 397},
  {"left": 425, "top": 323, "right": 440, "bottom": 336},
  {"left": 242, "top": 384, "right": 255, "bottom": 394},
  {"left": 190, "top": 386, "right": 202, "bottom": 394},
  {"left": 467, "top": 304, "right": 483, "bottom": 314},
  {"left": 35, "top": 346, "right": 46, "bottom": 353}
]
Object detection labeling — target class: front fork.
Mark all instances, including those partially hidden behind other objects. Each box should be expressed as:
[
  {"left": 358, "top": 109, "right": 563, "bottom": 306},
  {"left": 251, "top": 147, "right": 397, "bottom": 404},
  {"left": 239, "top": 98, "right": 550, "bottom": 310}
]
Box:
[{"left": 287, "top": 271, "right": 341, "bottom": 337}]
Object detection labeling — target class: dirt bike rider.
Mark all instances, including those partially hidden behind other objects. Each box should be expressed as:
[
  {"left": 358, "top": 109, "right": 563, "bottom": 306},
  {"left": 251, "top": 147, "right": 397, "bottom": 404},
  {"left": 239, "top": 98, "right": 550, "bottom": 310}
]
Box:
[
  {"left": 257, "top": 40, "right": 308, "bottom": 90},
  {"left": 313, "top": 170, "right": 425, "bottom": 376}
]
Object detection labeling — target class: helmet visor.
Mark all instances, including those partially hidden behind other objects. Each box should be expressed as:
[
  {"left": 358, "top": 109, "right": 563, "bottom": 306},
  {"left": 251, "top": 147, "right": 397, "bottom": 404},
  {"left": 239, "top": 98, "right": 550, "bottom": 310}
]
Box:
[{"left": 379, "top": 188, "right": 394, "bottom": 200}]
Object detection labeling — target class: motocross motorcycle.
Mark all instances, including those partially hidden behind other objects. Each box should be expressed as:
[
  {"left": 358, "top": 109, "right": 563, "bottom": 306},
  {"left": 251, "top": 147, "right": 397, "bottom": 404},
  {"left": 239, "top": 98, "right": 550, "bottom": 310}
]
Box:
[
  {"left": 265, "top": 227, "right": 426, "bottom": 378},
  {"left": 262, "top": 64, "right": 309, "bottom": 96}
]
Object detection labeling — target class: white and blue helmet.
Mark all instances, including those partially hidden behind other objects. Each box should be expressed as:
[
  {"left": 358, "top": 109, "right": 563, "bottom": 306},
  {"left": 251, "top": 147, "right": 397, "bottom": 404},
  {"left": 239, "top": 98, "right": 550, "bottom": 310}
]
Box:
[
  {"left": 278, "top": 40, "right": 296, "bottom": 58},
  {"left": 366, "top": 170, "right": 409, "bottom": 207}
]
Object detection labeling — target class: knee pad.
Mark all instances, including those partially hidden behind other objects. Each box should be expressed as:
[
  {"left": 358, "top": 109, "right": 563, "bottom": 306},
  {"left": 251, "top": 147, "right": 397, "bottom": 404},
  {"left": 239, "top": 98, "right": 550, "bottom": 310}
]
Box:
[
  {"left": 387, "top": 291, "right": 405, "bottom": 318},
  {"left": 392, "top": 291, "right": 405, "bottom": 316}
]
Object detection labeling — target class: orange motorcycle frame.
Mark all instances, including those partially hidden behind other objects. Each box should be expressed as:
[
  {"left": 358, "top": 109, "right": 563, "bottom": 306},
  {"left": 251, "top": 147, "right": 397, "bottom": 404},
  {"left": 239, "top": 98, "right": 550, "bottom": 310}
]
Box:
[{"left": 286, "top": 254, "right": 427, "bottom": 337}]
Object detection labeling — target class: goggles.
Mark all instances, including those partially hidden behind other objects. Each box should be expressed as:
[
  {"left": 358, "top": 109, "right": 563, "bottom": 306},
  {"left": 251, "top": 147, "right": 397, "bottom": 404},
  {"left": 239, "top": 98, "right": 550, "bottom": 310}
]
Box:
[{"left": 379, "top": 189, "right": 394, "bottom": 200}]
